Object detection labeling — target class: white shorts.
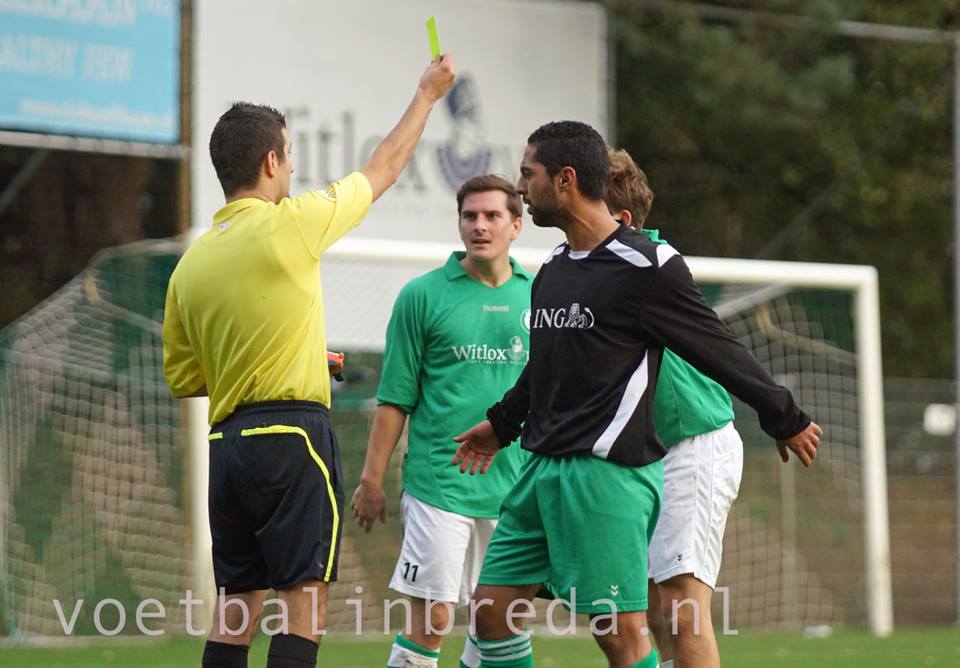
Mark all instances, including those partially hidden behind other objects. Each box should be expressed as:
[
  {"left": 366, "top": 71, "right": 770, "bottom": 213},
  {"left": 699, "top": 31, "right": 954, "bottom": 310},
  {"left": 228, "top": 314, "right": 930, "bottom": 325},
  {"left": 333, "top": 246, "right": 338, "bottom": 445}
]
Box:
[
  {"left": 648, "top": 421, "right": 743, "bottom": 588},
  {"left": 388, "top": 492, "right": 497, "bottom": 606}
]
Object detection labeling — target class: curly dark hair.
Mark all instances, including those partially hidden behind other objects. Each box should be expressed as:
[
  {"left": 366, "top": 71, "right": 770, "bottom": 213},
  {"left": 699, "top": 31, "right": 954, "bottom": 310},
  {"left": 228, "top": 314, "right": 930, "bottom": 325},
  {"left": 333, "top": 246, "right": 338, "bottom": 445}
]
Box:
[{"left": 527, "top": 121, "right": 610, "bottom": 200}]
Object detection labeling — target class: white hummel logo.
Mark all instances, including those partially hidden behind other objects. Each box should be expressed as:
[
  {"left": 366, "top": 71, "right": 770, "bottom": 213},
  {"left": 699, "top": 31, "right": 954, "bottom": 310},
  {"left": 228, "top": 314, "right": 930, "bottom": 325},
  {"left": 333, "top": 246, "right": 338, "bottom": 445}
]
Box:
[{"left": 611, "top": 584, "right": 620, "bottom": 596}]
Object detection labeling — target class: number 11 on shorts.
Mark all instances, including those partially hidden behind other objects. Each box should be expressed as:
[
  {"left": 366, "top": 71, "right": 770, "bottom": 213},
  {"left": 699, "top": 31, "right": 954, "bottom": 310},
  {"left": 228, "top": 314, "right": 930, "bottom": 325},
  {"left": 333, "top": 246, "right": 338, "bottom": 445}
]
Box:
[{"left": 402, "top": 560, "right": 419, "bottom": 582}]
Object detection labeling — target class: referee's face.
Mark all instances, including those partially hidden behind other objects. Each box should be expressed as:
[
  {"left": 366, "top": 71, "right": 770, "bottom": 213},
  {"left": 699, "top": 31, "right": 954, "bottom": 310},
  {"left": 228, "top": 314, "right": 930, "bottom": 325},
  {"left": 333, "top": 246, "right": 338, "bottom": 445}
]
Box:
[{"left": 517, "top": 145, "right": 561, "bottom": 229}]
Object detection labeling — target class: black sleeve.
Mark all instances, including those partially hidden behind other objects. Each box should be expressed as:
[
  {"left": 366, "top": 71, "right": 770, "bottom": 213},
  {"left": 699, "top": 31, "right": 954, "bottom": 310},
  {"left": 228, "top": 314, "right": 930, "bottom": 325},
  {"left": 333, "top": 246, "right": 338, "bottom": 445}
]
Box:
[
  {"left": 484, "top": 267, "right": 542, "bottom": 447},
  {"left": 486, "top": 362, "right": 531, "bottom": 447},
  {"left": 639, "top": 255, "right": 811, "bottom": 440}
]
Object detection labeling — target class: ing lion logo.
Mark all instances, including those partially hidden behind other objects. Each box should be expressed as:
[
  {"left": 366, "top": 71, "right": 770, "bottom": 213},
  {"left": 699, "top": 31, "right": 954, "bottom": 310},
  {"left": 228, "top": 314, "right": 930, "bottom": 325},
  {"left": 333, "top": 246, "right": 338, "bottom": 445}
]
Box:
[{"left": 565, "top": 303, "right": 595, "bottom": 329}]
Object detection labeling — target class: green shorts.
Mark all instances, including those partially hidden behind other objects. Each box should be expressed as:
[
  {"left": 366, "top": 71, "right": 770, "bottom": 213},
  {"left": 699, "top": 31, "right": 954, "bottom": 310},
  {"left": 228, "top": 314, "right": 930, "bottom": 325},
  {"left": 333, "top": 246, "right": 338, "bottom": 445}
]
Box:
[{"left": 479, "top": 453, "right": 662, "bottom": 614}]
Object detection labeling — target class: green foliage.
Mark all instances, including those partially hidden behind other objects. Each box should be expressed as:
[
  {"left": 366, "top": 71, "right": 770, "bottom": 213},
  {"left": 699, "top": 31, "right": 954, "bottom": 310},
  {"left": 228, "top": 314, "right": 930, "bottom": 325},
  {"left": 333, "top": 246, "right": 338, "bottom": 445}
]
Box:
[{"left": 606, "top": 0, "right": 957, "bottom": 376}]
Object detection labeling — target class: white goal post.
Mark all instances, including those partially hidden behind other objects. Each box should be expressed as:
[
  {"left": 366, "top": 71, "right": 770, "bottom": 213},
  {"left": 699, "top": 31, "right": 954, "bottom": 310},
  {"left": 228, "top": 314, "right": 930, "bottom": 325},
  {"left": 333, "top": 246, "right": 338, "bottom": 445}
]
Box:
[
  {"left": 685, "top": 255, "right": 891, "bottom": 638},
  {"left": 186, "top": 237, "right": 892, "bottom": 637}
]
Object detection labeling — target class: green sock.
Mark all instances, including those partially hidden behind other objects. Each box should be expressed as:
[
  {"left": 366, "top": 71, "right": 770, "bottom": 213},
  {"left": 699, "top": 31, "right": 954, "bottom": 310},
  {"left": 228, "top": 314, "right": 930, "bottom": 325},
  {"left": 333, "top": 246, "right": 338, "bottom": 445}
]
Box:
[
  {"left": 629, "top": 648, "right": 660, "bottom": 667},
  {"left": 478, "top": 631, "right": 533, "bottom": 667}
]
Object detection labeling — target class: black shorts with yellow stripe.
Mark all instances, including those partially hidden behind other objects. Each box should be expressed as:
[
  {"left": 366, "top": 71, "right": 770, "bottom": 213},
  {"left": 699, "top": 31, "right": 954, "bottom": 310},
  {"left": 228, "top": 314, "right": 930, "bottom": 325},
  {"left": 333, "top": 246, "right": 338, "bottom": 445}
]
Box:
[{"left": 207, "top": 400, "right": 343, "bottom": 594}]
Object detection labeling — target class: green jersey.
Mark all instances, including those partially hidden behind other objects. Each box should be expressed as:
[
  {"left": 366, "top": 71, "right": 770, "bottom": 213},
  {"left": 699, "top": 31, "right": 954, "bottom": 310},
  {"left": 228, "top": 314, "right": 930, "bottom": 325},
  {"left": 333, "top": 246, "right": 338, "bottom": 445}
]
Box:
[
  {"left": 642, "top": 229, "right": 735, "bottom": 446},
  {"left": 377, "top": 252, "right": 532, "bottom": 518}
]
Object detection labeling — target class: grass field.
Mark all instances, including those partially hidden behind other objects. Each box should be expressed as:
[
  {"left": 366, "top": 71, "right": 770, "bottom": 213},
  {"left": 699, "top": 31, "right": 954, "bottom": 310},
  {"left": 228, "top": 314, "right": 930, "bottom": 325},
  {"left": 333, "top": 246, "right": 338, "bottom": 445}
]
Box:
[{"left": 1, "top": 628, "right": 958, "bottom": 667}]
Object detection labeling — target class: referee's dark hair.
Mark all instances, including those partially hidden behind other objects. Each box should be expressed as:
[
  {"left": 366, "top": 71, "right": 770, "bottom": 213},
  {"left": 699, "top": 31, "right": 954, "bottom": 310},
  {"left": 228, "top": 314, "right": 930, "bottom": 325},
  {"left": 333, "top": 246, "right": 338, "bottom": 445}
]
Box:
[
  {"left": 456, "top": 174, "right": 523, "bottom": 219},
  {"left": 209, "top": 102, "right": 287, "bottom": 196},
  {"left": 527, "top": 121, "right": 610, "bottom": 201}
]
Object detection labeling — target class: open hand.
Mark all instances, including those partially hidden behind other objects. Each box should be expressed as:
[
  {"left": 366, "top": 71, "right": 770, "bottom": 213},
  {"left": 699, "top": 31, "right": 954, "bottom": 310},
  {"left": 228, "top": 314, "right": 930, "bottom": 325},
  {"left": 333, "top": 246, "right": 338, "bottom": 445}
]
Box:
[
  {"left": 777, "top": 421, "right": 823, "bottom": 467},
  {"left": 452, "top": 419, "right": 501, "bottom": 475}
]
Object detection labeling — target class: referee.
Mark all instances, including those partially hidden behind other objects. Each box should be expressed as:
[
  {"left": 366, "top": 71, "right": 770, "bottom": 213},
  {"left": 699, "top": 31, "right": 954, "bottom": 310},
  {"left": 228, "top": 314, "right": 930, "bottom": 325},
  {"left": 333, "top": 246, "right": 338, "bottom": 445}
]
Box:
[{"left": 162, "top": 57, "right": 455, "bottom": 668}]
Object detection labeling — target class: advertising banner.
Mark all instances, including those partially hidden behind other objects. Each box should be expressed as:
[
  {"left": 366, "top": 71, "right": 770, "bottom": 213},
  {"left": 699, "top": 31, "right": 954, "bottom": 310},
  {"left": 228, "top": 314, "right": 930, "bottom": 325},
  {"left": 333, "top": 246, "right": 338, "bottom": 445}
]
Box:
[
  {"left": 194, "top": 0, "right": 608, "bottom": 249},
  {"left": 0, "top": 0, "right": 180, "bottom": 143}
]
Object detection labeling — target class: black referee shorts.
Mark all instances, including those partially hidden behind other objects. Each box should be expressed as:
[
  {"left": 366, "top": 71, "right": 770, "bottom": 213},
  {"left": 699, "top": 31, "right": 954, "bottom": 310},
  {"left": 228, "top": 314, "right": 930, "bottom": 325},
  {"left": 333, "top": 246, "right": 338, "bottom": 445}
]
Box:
[{"left": 207, "top": 400, "right": 344, "bottom": 594}]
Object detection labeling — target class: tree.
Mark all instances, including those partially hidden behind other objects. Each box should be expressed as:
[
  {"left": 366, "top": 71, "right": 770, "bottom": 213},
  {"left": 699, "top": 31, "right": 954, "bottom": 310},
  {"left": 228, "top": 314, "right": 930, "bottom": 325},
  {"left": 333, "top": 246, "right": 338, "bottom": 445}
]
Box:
[{"left": 607, "top": 0, "right": 955, "bottom": 377}]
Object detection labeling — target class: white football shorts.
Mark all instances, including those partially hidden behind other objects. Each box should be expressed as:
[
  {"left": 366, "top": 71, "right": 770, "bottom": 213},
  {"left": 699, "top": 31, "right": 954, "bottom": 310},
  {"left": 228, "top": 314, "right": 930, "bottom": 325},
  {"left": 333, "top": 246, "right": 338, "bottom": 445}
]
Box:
[
  {"left": 648, "top": 421, "right": 744, "bottom": 588},
  {"left": 388, "top": 492, "right": 497, "bottom": 605}
]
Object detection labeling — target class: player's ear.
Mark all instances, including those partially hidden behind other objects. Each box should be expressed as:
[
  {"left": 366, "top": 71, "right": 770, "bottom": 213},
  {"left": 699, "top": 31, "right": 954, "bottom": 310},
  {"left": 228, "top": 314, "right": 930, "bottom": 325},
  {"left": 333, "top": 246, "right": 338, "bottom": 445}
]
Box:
[
  {"left": 557, "top": 166, "right": 576, "bottom": 193},
  {"left": 511, "top": 215, "right": 522, "bottom": 239},
  {"left": 619, "top": 209, "right": 633, "bottom": 227},
  {"left": 264, "top": 149, "right": 279, "bottom": 178}
]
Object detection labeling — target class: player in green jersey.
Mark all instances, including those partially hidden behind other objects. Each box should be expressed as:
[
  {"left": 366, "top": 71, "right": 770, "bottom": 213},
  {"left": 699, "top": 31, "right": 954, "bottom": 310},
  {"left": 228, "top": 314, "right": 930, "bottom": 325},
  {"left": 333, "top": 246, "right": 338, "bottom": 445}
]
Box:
[{"left": 351, "top": 175, "right": 533, "bottom": 668}]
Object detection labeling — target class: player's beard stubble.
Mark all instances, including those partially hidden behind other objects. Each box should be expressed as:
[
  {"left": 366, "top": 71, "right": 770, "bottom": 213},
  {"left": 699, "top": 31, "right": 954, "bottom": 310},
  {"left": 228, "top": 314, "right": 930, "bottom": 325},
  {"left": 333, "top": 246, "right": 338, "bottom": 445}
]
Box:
[{"left": 527, "top": 187, "right": 566, "bottom": 229}]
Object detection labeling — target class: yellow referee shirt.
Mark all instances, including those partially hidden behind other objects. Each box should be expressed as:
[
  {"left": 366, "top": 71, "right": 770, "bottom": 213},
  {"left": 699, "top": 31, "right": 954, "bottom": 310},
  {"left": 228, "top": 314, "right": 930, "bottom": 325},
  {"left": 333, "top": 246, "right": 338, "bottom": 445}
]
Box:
[{"left": 162, "top": 172, "right": 373, "bottom": 425}]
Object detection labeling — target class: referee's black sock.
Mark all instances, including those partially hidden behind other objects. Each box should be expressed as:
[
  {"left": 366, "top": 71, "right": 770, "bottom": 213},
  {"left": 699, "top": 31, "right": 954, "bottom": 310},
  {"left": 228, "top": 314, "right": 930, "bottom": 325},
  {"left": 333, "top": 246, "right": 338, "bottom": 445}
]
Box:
[
  {"left": 202, "top": 640, "right": 249, "bottom": 668},
  {"left": 266, "top": 633, "right": 319, "bottom": 668}
]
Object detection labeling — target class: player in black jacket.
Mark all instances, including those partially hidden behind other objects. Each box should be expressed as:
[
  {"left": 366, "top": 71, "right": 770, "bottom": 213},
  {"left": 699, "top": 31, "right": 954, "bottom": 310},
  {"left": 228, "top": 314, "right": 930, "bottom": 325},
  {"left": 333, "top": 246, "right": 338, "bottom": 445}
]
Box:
[{"left": 452, "top": 121, "right": 822, "bottom": 668}]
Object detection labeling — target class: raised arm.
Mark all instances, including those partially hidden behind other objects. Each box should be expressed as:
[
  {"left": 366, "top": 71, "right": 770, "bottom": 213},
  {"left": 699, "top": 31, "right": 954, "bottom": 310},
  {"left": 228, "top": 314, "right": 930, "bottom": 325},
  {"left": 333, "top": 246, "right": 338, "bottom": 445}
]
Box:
[{"left": 360, "top": 55, "right": 455, "bottom": 201}]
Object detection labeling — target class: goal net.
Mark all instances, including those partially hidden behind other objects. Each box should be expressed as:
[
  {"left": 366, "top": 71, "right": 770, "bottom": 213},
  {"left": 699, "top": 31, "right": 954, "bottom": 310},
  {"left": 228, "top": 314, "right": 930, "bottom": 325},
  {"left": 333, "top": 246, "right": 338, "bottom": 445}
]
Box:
[
  {"left": 0, "top": 241, "right": 189, "bottom": 638},
  {"left": 0, "top": 237, "right": 890, "bottom": 639}
]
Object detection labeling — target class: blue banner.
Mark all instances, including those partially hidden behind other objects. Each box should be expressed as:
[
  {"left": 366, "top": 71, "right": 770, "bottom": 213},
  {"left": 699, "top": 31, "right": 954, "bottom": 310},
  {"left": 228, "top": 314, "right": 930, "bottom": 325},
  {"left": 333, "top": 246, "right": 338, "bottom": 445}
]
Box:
[{"left": 0, "top": 1, "right": 179, "bottom": 143}]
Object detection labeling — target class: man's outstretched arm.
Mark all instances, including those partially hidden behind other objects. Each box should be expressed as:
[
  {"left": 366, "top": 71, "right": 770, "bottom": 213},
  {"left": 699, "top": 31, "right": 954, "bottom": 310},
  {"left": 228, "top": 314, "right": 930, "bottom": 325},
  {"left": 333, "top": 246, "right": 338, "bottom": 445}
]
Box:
[
  {"left": 641, "top": 255, "right": 822, "bottom": 466},
  {"left": 453, "top": 362, "right": 532, "bottom": 475},
  {"left": 454, "top": 271, "right": 541, "bottom": 474}
]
